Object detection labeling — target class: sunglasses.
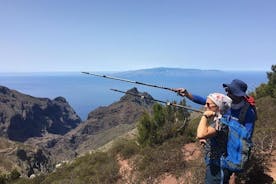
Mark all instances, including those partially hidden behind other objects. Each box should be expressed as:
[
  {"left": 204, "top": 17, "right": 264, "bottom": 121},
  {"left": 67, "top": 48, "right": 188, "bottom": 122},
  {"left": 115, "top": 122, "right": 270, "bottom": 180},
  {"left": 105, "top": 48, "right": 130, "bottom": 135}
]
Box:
[{"left": 205, "top": 102, "right": 217, "bottom": 108}]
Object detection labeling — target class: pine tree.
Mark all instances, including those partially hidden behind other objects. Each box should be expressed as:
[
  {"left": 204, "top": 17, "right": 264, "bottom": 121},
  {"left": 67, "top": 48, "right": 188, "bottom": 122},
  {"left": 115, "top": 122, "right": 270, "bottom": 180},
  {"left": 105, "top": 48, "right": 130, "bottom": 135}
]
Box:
[{"left": 137, "top": 100, "right": 190, "bottom": 146}]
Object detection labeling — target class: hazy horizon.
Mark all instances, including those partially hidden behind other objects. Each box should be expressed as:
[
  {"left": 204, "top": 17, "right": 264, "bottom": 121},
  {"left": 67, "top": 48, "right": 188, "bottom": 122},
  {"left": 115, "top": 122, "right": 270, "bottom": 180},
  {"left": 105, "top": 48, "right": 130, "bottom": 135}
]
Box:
[{"left": 0, "top": 66, "right": 269, "bottom": 75}]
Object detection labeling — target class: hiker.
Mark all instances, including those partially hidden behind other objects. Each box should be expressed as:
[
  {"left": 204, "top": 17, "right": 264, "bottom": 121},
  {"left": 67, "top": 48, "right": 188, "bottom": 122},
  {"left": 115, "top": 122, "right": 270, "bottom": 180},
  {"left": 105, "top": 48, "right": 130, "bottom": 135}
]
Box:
[
  {"left": 174, "top": 79, "right": 257, "bottom": 183},
  {"left": 174, "top": 79, "right": 256, "bottom": 141},
  {"left": 197, "top": 93, "right": 232, "bottom": 183}
]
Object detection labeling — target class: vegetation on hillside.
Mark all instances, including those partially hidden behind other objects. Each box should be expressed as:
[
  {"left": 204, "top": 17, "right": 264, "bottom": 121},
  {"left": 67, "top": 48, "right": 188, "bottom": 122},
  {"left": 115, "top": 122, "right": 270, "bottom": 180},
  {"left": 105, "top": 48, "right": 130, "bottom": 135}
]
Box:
[
  {"left": 236, "top": 65, "right": 276, "bottom": 184},
  {"left": 255, "top": 65, "right": 276, "bottom": 98},
  {"left": 0, "top": 169, "right": 20, "bottom": 184},
  {"left": 2, "top": 65, "right": 276, "bottom": 184},
  {"left": 137, "top": 99, "right": 190, "bottom": 147}
]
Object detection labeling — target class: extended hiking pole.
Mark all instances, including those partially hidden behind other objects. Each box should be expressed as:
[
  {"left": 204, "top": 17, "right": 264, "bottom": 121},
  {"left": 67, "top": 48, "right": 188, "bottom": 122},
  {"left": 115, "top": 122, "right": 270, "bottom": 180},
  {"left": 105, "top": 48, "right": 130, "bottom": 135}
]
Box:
[
  {"left": 110, "top": 88, "right": 204, "bottom": 113},
  {"left": 82, "top": 71, "right": 177, "bottom": 92}
]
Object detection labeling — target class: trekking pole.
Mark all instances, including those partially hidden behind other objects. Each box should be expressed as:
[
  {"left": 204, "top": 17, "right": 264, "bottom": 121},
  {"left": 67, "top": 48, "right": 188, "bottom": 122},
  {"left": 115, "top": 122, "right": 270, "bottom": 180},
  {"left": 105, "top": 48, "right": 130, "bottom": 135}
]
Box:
[
  {"left": 82, "top": 72, "right": 177, "bottom": 92},
  {"left": 110, "top": 88, "right": 204, "bottom": 113}
]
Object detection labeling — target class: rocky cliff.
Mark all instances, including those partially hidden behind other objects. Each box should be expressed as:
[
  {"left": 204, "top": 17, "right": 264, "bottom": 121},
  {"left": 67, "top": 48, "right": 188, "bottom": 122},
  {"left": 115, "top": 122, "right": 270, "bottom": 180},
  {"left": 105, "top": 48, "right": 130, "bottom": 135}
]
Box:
[
  {"left": 0, "top": 86, "right": 154, "bottom": 176},
  {"left": 0, "top": 86, "right": 81, "bottom": 142},
  {"left": 47, "top": 87, "right": 154, "bottom": 161},
  {"left": 0, "top": 85, "right": 82, "bottom": 176}
]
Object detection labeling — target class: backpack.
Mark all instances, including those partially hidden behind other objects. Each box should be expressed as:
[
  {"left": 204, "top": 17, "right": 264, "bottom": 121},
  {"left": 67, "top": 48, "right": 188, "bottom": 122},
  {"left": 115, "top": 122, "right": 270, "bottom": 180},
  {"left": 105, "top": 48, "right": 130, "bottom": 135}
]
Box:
[
  {"left": 220, "top": 115, "right": 251, "bottom": 172},
  {"left": 239, "top": 96, "right": 258, "bottom": 123}
]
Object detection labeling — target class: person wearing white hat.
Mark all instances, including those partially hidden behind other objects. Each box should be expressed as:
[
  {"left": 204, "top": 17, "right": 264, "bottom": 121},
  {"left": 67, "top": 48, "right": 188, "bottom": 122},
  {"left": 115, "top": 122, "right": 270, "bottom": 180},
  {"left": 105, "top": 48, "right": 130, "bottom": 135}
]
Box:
[{"left": 197, "top": 93, "right": 232, "bottom": 184}]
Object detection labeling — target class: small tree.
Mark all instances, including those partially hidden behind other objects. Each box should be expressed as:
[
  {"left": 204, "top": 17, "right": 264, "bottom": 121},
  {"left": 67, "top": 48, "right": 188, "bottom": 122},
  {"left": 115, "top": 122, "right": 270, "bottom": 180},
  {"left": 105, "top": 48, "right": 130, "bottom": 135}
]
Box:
[
  {"left": 256, "top": 65, "right": 276, "bottom": 98},
  {"left": 137, "top": 100, "right": 190, "bottom": 147},
  {"left": 137, "top": 112, "right": 154, "bottom": 146},
  {"left": 137, "top": 103, "right": 165, "bottom": 146}
]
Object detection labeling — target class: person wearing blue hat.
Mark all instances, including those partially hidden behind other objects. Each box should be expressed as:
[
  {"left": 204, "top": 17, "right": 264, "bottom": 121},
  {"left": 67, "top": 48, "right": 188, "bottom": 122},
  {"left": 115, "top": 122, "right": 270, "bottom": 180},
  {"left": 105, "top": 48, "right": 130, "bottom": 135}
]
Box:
[
  {"left": 175, "top": 79, "right": 256, "bottom": 140},
  {"left": 174, "top": 79, "right": 257, "bottom": 184},
  {"left": 223, "top": 79, "right": 248, "bottom": 97}
]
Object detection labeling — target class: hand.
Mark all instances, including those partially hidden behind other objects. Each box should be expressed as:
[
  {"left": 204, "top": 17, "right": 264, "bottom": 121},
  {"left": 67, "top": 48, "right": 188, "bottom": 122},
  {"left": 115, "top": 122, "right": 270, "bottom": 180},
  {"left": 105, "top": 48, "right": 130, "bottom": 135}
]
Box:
[
  {"left": 203, "top": 110, "right": 216, "bottom": 118},
  {"left": 173, "top": 88, "right": 188, "bottom": 97}
]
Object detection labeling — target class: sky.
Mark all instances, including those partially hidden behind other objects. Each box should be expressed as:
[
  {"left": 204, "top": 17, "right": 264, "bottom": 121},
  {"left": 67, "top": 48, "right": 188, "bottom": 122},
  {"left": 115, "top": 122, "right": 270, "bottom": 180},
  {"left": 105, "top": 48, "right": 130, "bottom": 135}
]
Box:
[{"left": 0, "top": 0, "right": 275, "bottom": 72}]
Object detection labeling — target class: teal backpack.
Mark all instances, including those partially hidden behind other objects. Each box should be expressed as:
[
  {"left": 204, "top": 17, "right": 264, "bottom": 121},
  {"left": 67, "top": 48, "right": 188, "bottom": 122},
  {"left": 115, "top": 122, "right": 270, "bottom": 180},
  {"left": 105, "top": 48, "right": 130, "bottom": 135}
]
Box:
[{"left": 220, "top": 115, "right": 251, "bottom": 172}]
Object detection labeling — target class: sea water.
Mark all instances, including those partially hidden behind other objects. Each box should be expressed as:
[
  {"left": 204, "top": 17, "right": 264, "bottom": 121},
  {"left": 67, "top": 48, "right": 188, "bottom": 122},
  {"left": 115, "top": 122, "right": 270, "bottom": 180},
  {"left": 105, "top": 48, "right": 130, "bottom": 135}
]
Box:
[{"left": 0, "top": 70, "right": 267, "bottom": 120}]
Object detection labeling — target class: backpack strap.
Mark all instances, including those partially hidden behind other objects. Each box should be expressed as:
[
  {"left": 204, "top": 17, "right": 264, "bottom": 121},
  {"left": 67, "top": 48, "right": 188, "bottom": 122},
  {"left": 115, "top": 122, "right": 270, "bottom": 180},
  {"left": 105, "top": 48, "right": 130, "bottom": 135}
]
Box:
[
  {"left": 239, "top": 101, "right": 250, "bottom": 124},
  {"left": 220, "top": 115, "right": 239, "bottom": 126},
  {"left": 252, "top": 105, "right": 258, "bottom": 121}
]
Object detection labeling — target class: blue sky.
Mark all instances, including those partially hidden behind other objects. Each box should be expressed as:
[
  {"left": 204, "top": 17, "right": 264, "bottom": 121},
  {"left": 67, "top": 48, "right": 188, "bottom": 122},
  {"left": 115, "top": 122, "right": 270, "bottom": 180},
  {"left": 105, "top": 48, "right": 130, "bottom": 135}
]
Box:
[{"left": 0, "top": 0, "right": 275, "bottom": 72}]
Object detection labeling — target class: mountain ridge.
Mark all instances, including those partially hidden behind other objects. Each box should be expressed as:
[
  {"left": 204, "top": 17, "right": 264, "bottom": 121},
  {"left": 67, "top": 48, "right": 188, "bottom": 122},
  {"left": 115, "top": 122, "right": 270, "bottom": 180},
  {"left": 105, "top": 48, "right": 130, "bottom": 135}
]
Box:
[
  {"left": 45, "top": 87, "right": 155, "bottom": 161},
  {"left": 0, "top": 85, "right": 81, "bottom": 142}
]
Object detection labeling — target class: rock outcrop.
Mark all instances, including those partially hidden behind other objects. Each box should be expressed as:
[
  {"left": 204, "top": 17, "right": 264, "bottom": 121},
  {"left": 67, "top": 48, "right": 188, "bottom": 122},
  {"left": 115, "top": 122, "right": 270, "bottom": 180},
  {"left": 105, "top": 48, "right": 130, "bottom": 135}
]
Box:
[
  {"left": 48, "top": 87, "right": 154, "bottom": 161},
  {"left": 0, "top": 86, "right": 155, "bottom": 175},
  {"left": 16, "top": 147, "right": 54, "bottom": 177},
  {"left": 0, "top": 85, "right": 81, "bottom": 141}
]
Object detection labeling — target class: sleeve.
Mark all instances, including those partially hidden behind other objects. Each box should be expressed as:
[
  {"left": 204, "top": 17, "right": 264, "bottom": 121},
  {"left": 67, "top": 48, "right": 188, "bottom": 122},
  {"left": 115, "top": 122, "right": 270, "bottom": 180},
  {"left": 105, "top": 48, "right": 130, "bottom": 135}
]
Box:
[{"left": 191, "top": 94, "right": 206, "bottom": 105}]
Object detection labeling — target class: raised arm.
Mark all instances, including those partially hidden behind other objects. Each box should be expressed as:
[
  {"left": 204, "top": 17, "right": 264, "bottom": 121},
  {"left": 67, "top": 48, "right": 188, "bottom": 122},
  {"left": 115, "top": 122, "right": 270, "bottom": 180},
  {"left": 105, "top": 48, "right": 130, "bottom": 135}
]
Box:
[
  {"left": 174, "top": 88, "right": 206, "bottom": 105},
  {"left": 197, "top": 111, "right": 216, "bottom": 139}
]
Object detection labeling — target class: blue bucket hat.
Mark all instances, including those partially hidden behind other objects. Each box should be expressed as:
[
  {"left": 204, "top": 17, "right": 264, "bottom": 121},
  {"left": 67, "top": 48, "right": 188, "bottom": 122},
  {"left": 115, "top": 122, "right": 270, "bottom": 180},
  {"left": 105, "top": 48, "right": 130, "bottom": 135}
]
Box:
[{"left": 223, "top": 79, "right": 247, "bottom": 97}]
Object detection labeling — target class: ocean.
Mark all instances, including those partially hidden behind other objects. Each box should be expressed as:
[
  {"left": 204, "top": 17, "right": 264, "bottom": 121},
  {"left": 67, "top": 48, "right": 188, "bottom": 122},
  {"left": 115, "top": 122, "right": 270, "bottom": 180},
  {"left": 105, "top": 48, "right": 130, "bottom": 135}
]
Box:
[{"left": 0, "top": 69, "right": 268, "bottom": 120}]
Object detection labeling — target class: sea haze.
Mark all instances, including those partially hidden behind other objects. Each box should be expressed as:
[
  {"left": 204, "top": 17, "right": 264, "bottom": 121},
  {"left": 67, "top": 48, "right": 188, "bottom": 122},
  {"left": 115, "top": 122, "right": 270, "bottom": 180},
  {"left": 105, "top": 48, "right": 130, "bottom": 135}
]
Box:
[{"left": 0, "top": 68, "right": 267, "bottom": 120}]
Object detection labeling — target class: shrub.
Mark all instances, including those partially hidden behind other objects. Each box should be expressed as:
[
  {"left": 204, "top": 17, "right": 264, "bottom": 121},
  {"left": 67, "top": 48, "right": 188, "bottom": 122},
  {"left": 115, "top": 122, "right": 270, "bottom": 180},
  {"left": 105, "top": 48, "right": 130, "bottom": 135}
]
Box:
[
  {"left": 256, "top": 65, "right": 276, "bottom": 98},
  {"left": 236, "top": 151, "right": 274, "bottom": 184},
  {"left": 137, "top": 101, "right": 190, "bottom": 147},
  {"left": 135, "top": 138, "right": 187, "bottom": 183},
  {"left": 9, "top": 169, "right": 20, "bottom": 181},
  {"left": 110, "top": 138, "right": 140, "bottom": 159}
]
